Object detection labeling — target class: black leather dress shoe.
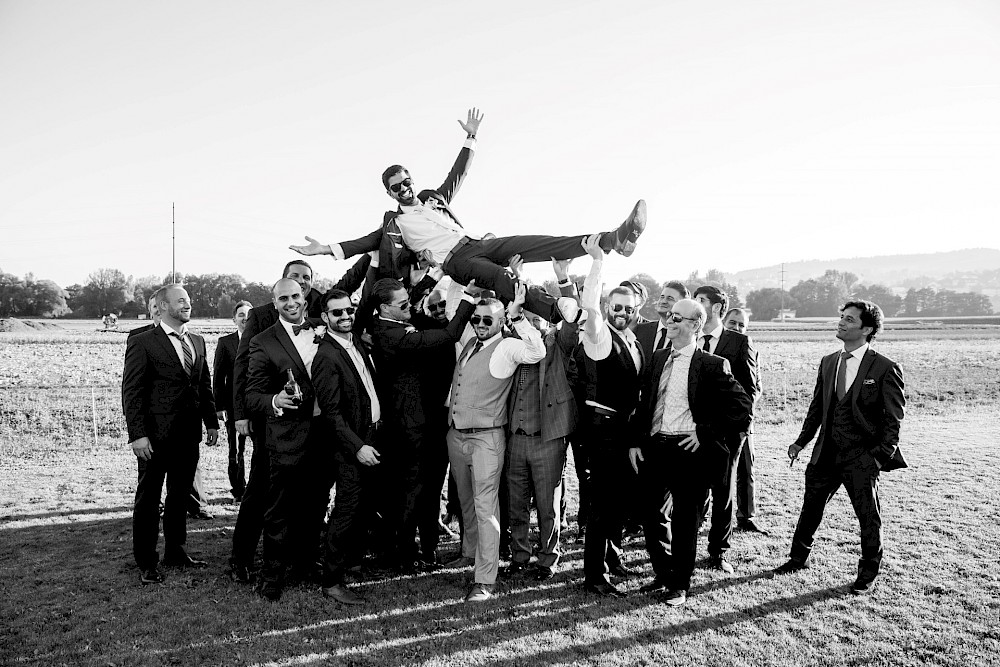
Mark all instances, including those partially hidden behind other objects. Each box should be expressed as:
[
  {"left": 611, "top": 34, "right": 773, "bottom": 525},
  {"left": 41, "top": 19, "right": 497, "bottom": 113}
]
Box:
[
  {"left": 139, "top": 566, "right": 165, "bottom": 585},
  {"left": 162, "top": 552, "right": 208, "bottom": 568},
  {"left": 500, "top": 561, "right": 529, "bottom": 578},
  {"left": 188, "top": 508, "right": 214, "bottom": 520},
  {"left": 256, "top": 581, "right": 282, "bottom": 602},
  {"left": 228, "top": 561, "right": 254, "bottom": 584},
  {"left": 322, "top": 583, "right": 364, "bottom": 605},
  {"left": 533, "top": 566, "right": 554, "bottom": 581},
  {"left": 639, "top": 577, "right": 670, "bottom": 594},
  {"left": 773, "top": 559, "right": 809, "bottom": 575},
  {"left": 851, "top": 577, "right": 876, "bottom": 595},
  {"left": 609, "top": 563, "right": 636, "bottom": 578},
  {"left": 736, "top": 519, "right": 770, "bottom": 535},
  {"left": 585, "top": 581, "right": 627, "bottom": 598},
  {"left": 707, "top": 556, "right": 734, "bottom": 574},
  {"left": 608, "top": 200, "right": 647, "bottom": 257}
]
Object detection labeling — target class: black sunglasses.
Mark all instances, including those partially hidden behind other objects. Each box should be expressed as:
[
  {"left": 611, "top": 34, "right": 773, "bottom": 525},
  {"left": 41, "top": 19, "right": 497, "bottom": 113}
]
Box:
[
  {"left": 610, "top": 304, "right": 635, "bottom": 314},
  {"left": 667, "top": 312, "right": 698, "bottom": 323},
  {"left": 470, "top": 315, "right": 495, "bottom": 326},
  {"left": 428, "top": 301, "right": 447, "bottom": 312},
  {"left": 327, "top": 307, "right": 356, "bottom": 317},
  {"left": 389, "top": 178, "right": 413, "bottom": 193}
]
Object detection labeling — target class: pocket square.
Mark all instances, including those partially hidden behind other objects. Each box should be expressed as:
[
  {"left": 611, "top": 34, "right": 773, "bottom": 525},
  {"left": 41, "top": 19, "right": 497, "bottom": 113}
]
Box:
[{"left": 863, "top": 379, "right": 876, "bottom": 385}]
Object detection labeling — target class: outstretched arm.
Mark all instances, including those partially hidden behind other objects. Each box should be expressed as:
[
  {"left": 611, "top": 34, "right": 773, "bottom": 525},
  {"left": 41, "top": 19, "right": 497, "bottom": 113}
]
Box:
[{"left": 437, "top": 108, "right": 483, "bottom": 203}]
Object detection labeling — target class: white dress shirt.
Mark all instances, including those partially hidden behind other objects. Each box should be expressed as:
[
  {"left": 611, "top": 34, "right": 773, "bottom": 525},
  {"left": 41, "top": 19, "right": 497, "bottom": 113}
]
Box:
[
  {"left": 159, "top": 321, "right": 193, "bottom": 369},
  {"left": 273, "top": 317, "right": 320, "bottom": 416},
  {"left": 656, "top": 341, "right": 697, "bottom": 434},
  {"left": 698, "top": 323, "right": 724, "bottom": 355},
  {"left": 467, "top": 319, "right": 546, "bottom": 379},
  {"left": 840, "top": 342, "right": 870, "bottom": 393},
  {"left": 329, "top": 333, "right": 381, "bottom": 423}
]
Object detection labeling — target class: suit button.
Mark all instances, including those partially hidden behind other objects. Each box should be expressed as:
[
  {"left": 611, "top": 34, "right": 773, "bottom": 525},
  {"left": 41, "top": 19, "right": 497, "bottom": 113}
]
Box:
[{"left": 547, "top": 403, "right": 552, "bottom": 407}]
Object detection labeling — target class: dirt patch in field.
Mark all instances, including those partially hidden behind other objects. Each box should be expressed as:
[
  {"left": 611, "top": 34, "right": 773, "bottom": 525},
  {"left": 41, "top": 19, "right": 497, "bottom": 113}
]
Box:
[{"left": 0, "top": 318, "right": 65, "bottom": 333}]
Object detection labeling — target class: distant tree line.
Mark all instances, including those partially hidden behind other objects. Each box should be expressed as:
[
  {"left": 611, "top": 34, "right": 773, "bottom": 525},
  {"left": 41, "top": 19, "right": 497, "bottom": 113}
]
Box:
[
  {"left": 745, "top": 270, "right": 995, "bottom": 320},
  {"left": 1, "top": 265, "right": 993, "bottom": 321}
]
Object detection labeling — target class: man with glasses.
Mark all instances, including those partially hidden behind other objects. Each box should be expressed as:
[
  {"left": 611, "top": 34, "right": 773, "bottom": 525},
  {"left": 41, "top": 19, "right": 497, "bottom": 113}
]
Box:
[
  {"left": 629, "top": 299, "right": 751, "bottom": 607},
  {"left": 692, "top": 285, "right": 761, "bottom": 571},
  {"left": 635, "top": 282, "right": 690, "bottom": 361},
  {"left": 290, "top": 109, "right": 648, "bottom": 323},
  {"left": 369, "top": 277, "right": 477, "bottom": 572},
  {"left": 311, "top": 290, "right": 381, "bottom": 605},
  {"left": 574, "top": 235, "right": 645, "bottom": 599},
  {"left": 447, "top": 283, "right": 545, "bottom": 602}
]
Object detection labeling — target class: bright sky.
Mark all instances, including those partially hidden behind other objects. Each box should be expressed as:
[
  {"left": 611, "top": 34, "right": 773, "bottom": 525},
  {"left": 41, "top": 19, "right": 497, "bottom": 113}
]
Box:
[{"left": 1, "top": 0, "right": 998, "bottom": 290}]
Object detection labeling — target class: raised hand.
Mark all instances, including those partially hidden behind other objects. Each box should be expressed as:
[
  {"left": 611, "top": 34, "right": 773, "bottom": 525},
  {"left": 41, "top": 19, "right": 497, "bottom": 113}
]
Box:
[
  {"left": 511, "top": 280, "right": 527, "bottom": 309},
  {"left": 582, "top": 233, "right": 603, "bottom": 260},
  {"left": 508, "top": 254, "right": 524, "bottom": 279},
  {"left": 464, "top": 279, "right": 482, "bottom": 297},
  {"left": 289, "top": 236, "right": 329, "bottom": 257},
  {"left": 458, "top": 108, "right": 484, "bottom": 137},
  {"left": 551, "top": 256, "right": 572, "bottom": 281}
]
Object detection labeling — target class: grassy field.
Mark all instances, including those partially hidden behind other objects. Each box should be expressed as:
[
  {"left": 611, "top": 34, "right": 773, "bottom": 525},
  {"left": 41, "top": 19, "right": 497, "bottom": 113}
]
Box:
[{"left": 1, "top": 322, "right": 999, "bottom": 666}]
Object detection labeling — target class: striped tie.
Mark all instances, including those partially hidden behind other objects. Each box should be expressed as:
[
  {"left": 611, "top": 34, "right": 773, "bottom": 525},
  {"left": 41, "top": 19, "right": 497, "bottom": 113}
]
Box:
[
  {"left": 170, "top": 332, "right": 194, "bottom": 376},
  {"left": 650, "top": 350, "right": 682, "bottom": 435}
]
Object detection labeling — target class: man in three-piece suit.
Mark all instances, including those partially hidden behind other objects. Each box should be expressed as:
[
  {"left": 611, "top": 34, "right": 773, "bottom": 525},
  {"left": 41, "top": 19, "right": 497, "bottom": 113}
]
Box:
[
  {"left": 775, "top": 300, "right": 906, "bottom": 595},
  {"left": 213, "top": 300, "right": 252, "bottom": 501},
  {"left": 122, "top": 285, "right": 219, "bottom": 585},
  {"left": 693, "top": 285, "right": 762, "bottom": 573},
  {"left": 312, "top": 289, "right": 382, "bottom": 605},
  {"left": 244, "top": 278, "right": 327, "bottom": 601},
  {"left": 630, "top": 298, "right": 752, "bottom": 607},
  {"left": 290, "top": 109, "right": 648, "bottom": 322},
  {"left": 575, "top": 237, "right": 645, "bottom": 599},
  {"left": 228, "top": 257, "right": 369, "bottom": 584},
  {"left": 368, "top": 277, "right": 476, "bottom": 570}
]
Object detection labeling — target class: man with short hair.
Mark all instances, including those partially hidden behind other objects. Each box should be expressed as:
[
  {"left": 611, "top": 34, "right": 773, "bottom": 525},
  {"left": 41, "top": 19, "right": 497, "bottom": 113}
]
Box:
[
  {"left": 630, "top": 298, "right": 751, "bottom": 607},
  {"left": 312, "top": 289, "right": 382, "bottom": 605},
  {"left": 635, "top": 282, "right": 689, "bottom": 361},
  {"left": 122, "top": 285, "right": 219, "bottom": 585},
  {"left": 575, "top": 236, "right": 645, "bottom": 599},
  {"left": 214, "top": 300, "right": 253, "bottom": 501},
  {"left": 620, "top": 280, "right": 653, "bottom": 329},
  {"left": 722, "top": 307, "right": 764, "bottom": 533},
  {"left": 369, "top": 277, "right": 476, "bottom": 570},
  {"left": 692, "top": 285, "right": 760, "bottom": 571},
  {"left": 244, "top": 279, "right": 324, "bottom": 601},
  {"left": 426, "top": 290, "right": 448, "bottom": 323},
  {"left": 291, "top": 109, "right": 647, "bottom": 322},
  {"left": 447, "top": 283, "right": 545, "bottom": 602},
  {"left": 775, "top": 300, "right": 906, "bottom": 595}
]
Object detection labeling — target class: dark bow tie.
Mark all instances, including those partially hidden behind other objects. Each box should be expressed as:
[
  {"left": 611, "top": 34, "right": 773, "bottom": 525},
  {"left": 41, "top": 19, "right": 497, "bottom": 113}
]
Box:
[{"left": 292, "top": 321, "right": 313, "bottom": 336}]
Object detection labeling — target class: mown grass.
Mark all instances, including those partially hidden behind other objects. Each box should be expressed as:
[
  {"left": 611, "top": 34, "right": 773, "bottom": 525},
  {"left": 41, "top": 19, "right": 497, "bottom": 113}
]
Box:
[{"left": 1, "top": 328, "right": 999, "bottom": 666}]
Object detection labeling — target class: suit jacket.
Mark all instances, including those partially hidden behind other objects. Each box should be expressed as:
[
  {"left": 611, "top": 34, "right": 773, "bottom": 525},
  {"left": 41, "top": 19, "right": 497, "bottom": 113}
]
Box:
[
  {"left": 635, "top": 320, "right": 668, "bottom": 362},
  {"left": 127, "top": 323, "right": 156, "bottom": 340},
  {"left": 213, "top": 331, "right": 239, "bottom": 415},
  {"left": 244, "top": 322, "right": 319, "bottom": 467},
  {"left": 312, "top": 333, "right": 379, "bottom": 455},
  {"left": 794, "top": 348, "right": 907, "bottom": 472},
  {"left": 635, "top": 347, "right": 752, "bottom": 485},
  {"left": 711, "top": 329, "right": 760, "bottom": 415},
  {"left": 507, "top": 321, "right": 579, "bottom": 443},
  {"left": 371, "top": 299, "right": 474, "bottom": 430},
  {"left": 232, "top": 257, "right": 370, "bottom": 422},
  {"left": 122, "top": 326, "right": 219, "bottom": 445},
  {"left": 339, "top": 144, "right": 474, "bottom": 281}
]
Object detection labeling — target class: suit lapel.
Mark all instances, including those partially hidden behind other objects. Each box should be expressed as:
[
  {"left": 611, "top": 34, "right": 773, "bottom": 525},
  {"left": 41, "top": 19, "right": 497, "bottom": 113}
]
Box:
[
  {"left": 152, "top": 326, "right": 185, "bottom": 375},
  {"left": 851, "top": 349, "right": 877, "bottom": 403},
  {"left": 821, "top": 352, "right": 837, "bottom": 416},
  {"left": 274, "top": 322, "right": 308, "bottom": 379},
  {"left": 688, "top": 349, "right": 703, "bottom": 407}
]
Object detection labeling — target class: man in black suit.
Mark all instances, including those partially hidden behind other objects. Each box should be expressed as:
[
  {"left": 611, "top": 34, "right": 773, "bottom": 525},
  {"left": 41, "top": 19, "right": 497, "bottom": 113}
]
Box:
[
  {"left": 290, "top": 109, "right": 648, "bottom": 322},
  {"left": 214, "top": 300, "right": 252, "bottom": 501},
  {"left": 693, "top": 285, "right": 762, "bottom": 572},
  {"left": 775, "top": 300, "right": 906, "bottom": 595},
  {"left": 368, "top": 277, "right": 476, "bottom": 570},
  {"left": 228, "top": 256, "right": 369, "bottom": 583},
  {"left": 122, "top": 285, "right": 219, "bottom": 585},
  {"left": 634, "top": 282, "right": 689, "bottom": 361},
  {"left": 312, "top": 289, "right": 382, "bottom": 605},
  {"left": 244, "top": 278, "right": 325, "bottom": 601},
  {"left": 629, "top": 298, "right": 752, "bottom": 606}
]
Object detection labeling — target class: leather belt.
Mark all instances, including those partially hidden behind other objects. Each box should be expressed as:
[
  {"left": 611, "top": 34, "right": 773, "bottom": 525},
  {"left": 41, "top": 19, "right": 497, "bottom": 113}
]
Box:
[
  {"left": 442, "top": 235, "right": 472, "bottom": 268},
  {"left": 652, "top": 432, "right": 687, "bottom": 443},
  {"left": 454, "top": 425, "right": 501, "bottom": 434}
]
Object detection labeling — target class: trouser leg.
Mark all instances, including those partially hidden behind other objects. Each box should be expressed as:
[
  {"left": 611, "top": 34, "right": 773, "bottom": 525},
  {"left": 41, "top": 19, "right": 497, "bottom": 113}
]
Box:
[
  {"left": 505, "top": 433, "right": 532, "bottom": 565},
  {"left": 736, "top": 431, "right": 756, "bottom": 521},
  {"left": 529, "top": 436, "right": 566, "bottom": 568},
  {"left": 843, "top": 456, "right": 883, "bottom": 581},
  {"left": 789, "top": 463, "right": 843, "bottom": 563},
  {"left": 231, "top": 434, "right": 270, "bottom": 567},
  {"left": 468, "top": 430, "right": 505, "bottom": 585},
  {"left": 569, "top": 435, "right": 590, "bottom": 529},
  {"left": 638, "top": 446, "right": 673, "bottom": 580},
  {"left": 133, "top": 455, "right": 167, "bottom": 568},
  {"left": 447, "top": 428, "right": 478, "bottom": 559},
  {"left": 707, "top": 434, "right": 744, "bottom": 558},
  {"left": 583, "top": 422, "right": 627, "bottom": 584},
  {"left": 164, "top": 442, "right": 199, "bottom": 554},
  {"left": 322, "top": 450, "right": 364, "bottom": 587}
]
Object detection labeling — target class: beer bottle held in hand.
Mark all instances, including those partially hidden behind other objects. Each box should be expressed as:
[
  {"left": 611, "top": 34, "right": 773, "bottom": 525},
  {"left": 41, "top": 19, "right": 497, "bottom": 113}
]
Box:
[{"left": 284, "top": 369, "right": 303, "bottom": 406}]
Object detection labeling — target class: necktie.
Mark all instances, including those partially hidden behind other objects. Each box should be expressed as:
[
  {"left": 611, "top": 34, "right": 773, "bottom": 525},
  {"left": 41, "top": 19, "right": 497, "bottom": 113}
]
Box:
[
  {"left": 655, "top": 328, "right": 668, "bottom": 351},
  {"left": 650, "top": 350, "right": 682, "bottom": 435},
  {"left": 464, "top": 340, "right": 483, "bottom": 366},
  {"left": 170, "top": 332, "right": 194, "bottom": 376},
  {"left": 292, "top": 320, "right": 313, "bottom": 336},
  {"left": 701, "top": 334, "right": 713, "bottom": 352},
  {"left": 836, "top": 350, "right": 851, "bottom": 400}
]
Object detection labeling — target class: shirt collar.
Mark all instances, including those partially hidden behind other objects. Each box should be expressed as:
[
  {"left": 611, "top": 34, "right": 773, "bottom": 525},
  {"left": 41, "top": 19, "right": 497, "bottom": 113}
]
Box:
[
  {"left": 160, "top": 321, "right": 187, "bottom": 337},
  {"left": 703, "top": 324, "right": 724, "bottom": 340},
  {"left": 609, "top": 324, "right": 637, "bottom": 345},
  {"left": 278, "top": 317, "right": 306, "bottom": 337},
  {"left": 477, "top": 331, "right": 503, "bottom": 350},
  {"left": 329, "top": 332, "right": 354, "bottom": 349},
  {"left": 842, "top": 342, "right": 870, "bottom": 359},
  {"left": 674, "top": 341, "right": 696, "bottom": 357}
]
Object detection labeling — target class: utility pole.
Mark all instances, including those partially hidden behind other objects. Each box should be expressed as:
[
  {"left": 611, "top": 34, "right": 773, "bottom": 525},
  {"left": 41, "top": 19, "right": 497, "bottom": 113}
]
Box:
[
  {"left": 780, "top": 263, "right": 786, "bottom": 319},
  {"left": 171, "top": 202, "right": 176, "bottom": 284}
]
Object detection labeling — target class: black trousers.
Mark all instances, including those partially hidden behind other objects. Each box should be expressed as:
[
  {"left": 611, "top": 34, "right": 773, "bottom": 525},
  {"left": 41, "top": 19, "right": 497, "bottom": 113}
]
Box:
[
  {"left": 444, "top": 234, "right": 597, "bottom": 321},
  {"left": 790, "top": 452, "right": 883, "bottom": 582},
  {"left": 640, "top": 435, "right": 710, "bottom": 592},
  {"left": 416, "top": 420, "right": 451, "bottom": 558},
  {"left": 569, "top": 435, "right": 591, "bottom": 528},
  {"left": 230, "top": 425, "right": 269, "bottom": 568},
  {"left": 705, "top": 433, "right": 745, "bottom": 557},
  {"left": 322, "top": 447, "right": 368, "bottom": 586},
  {"left": 581, "top": 416, "right": 629, "bottom": 585},
  {"left": 380, "top": 424, "right": 424, "bottom": 563},
  {"left": 736, "top": 432, "right": 757, "bottom": 521},
  {"left": 225, "top": 419, "right": 247, "bottom": 499},
  {"left": 133, "top": 439, "right": 199, "bottom": 568}
]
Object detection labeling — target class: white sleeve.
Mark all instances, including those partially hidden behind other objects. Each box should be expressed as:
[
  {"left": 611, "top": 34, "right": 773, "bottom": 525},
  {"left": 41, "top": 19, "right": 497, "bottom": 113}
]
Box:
[
  {"left": 581, "top": 258, "right": 610, "bottom": 360},
  {"left": 490, "top": 321, "right": 545, "bottom": 378}
]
